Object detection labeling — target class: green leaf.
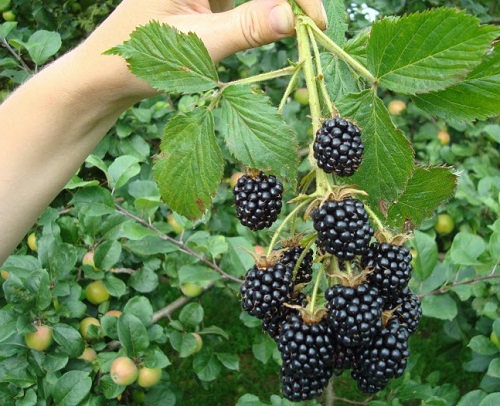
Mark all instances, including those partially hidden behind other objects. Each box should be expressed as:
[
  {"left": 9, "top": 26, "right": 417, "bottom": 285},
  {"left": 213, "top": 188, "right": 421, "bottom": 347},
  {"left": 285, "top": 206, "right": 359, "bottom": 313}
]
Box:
[
  {"left": 53, "top": 324, "right": 85, "bottom": 358},
  {"left": 179, "top": 303, "right": 204, "bottom": 327},
  {"left": 153, "top": 109, "right": 223, "bottom": 220},
  {"left": 94, "top": 240, "right": 122, "bottom": 270},
  {"left": 387, "top": 166, "right": 457, "bottom": 230},
  {"left": 414, "top": 44, "right": 500, "bottom": 122},
  {"left": 52, "top": 371, "right": 92, "bottom": 406},
  {"left": 450, "top": 232, "right": 487, "bottom": 266},
  {"left": 106, "top": 21, "right": 218, "bottom": 93},
  {"left": 25, "top": 30, "right": 61, "bottom": 65},
  {"left": 336, "top": 90, "right": 414, "bottom": 210},
  {"left": 117, "top": 314, "right": 150, "bottom": 356},
  {"left": 215, "top": 353, "right": 239, "bottom": 371},
  {"left": 129, "top": 268, "right": 159, "bottom": 293},
  {"left": 220, "top": 85, "right": 298, "bottom": 181},
  {"left": 70, "top": 187, "right": 115, "bottom": 216},
  {"left": 324, "top": 0, "right": 348, "bottom": 46},
  {"left": 193, "top": 351, "right": 221, "bottom": 382},
  {"left": 479, "top": 392, "right": 500, "bottom": 406},
  {"left": 123, "top": 296, "right": 154, "bottom": 326},
  {"left": 411, "top": 231, "right": 438, "bottom": 282},
  {"left": 367, "top": 8, "right": 499, "bottom": 94},
  {"left": 0, "top": 22, "right": 18, "bottom": 38},
  {"left": 322, "top": 55, "right": 360, "bottom": 102},
  {"left": 252, "top": 335, "right": 275, "bottom": 364},
  {"left": 421, "top": 294, "right": 458, "bottom": 320},
  {"left": 469, "top": 335, "right": 499, "bottom": 356},
  {"left": 487, "top": 358, "right": 500, "bottom": 378},
  {"left": 108, "top": 155, "right": 141, "bottom": 190},
  {"left": 178, "top": 265, "right": 221, "bottom": 288},
  {"left": 457, "top": 390, "right": 487, "bottom": 406}
]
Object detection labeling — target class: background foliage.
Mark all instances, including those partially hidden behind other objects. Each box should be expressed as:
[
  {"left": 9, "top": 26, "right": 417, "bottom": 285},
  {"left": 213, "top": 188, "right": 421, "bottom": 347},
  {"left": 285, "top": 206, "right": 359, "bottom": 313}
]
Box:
[{"left": 1, "top": 0, "right": 499, "bottom": 405}]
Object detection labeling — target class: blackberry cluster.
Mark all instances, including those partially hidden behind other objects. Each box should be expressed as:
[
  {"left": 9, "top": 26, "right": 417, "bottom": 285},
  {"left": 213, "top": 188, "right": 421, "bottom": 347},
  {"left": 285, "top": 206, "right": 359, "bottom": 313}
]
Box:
[
  {"left": 325, "top": 283, "right": 384, "bottom": 347},
  {"left": 385, "top": 287, "right": 422, "bottom": 334},
  {"left": 233, "top": 172, "right": 283, "bottom": 231},
  {"left": 352, "top": 318, "right": 410, "bottom": 393},
  {"left": 279, "top": 315, "right": 335, "bottom": 401},
  {"left": 312, "top": 198, "right": 374, "bottom": 260},
  {"left": 313, "top": 118, "right": 364, "bottom": 176},
  {"left": 363, "top": 242, "right": 413, "bottom": 301}
]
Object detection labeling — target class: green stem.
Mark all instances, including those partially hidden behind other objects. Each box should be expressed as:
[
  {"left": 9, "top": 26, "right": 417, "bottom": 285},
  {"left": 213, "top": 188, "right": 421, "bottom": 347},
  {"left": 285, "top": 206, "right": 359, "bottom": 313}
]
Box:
[
  {"left": 292, "top": 238, "right": 315, "bottom": 281},
  {"left": 364, "top": 204, "right": 385, "bottom": 231},
  {"left": 309, "top": 263, "right": 325, "bottom": 314},
  {"left": 307, "top": 25, "right": 338, "bottom": 117},
  {"left": 345, "top": 261, "right": 353, "bottom": 277},
  {"left": 223, "top": 65, "right": 297, "bottom": 88},
  {"left": 278, "top": 63, "right": 303, "bottom": 114},
  {"left": 304, "top": 17, "right": 376, "bottom": 84},
  {"left": 266, "top": 199, "right": 311, "bottom": 256}
]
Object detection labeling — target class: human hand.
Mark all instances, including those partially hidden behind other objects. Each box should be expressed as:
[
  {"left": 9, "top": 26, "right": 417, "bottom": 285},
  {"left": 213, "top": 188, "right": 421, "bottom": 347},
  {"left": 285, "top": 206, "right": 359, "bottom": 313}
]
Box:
[{"left": 80, "top": 0, "right": 326, "bottom": 99}]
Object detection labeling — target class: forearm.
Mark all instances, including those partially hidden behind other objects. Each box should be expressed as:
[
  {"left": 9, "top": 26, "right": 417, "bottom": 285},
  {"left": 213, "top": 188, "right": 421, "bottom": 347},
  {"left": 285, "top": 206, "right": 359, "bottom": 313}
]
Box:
[{"left": 0, "top": 45, "right": 141, "bottom": 264}]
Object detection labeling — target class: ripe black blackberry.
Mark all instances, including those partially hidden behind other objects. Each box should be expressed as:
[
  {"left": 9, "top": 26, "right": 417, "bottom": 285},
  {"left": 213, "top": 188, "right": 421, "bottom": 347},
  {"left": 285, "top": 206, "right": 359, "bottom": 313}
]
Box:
[
  {"left": 312, "top": 198, "right": 374, "bottom": 260},
  {"left": 385, "top": 287, "right": 422, "bottom": 335},
  {"left": 352, "top": 318, "right": 410, "bottom": 393},
  {"left": 363, "top": 242, "right": 413, "bottom": 301},
  {"left": 233, "top": 172, "right": 283, "bottom": 231},
  {"left": 279, "top": 314, "right": 335, "bottom": 400},
  {"left": 261, "top": 292, "right": 307, "bottom": 341},
  {"left": 240, "top": 260, "right": 293, "bottom": 319},
  {"left": 280, "top": 246, "right": 314, "bottom": 285},
  {"left": 313, "top": 117, "right": 364, "bottom": 177},
  {"left": 325, "top": 283, "right": 384, "bottom": 347}
]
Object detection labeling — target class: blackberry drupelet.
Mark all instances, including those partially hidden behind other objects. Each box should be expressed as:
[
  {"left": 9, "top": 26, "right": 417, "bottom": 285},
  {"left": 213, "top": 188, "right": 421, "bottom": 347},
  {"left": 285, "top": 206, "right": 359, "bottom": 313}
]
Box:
[
  {"left": 240, "top": 261, "right": 293, "bottom": 319},
  {"left": 281, "top": 246, "right": 314, "bottom": 285},
  {"left": 325, "top": 283, "right": 384, "bottom": 347},
  {"left": 363, "top": 242, "right": 413, "bottom": 301},
  {"left": 385, "top": 287, "right": 422, "bottom": 335},
  {"left": 312, "top": 198, "right": 374, "bottom": 260},
  {"left": 278, "top": 314, "right": 335, "bottom": 400},
  {"left": 233, "top": 172, "right": 283, "bottom": 231},
  {"left": 261, "top": 292, "right": 307, "bottom": 341},
  {"left": 352, "top": 318, "right": 410, "bottom": 393},
  {"left": 313, "top": 117, "right": 364, "bottom": 177}
]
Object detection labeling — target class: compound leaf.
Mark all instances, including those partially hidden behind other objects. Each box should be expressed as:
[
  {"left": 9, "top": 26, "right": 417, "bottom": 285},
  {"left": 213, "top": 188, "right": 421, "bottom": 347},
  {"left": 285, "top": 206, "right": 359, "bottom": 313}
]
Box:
[
  {"left": 106, "top": 21, "right": 218, "bottom": 94},
  {"left": 368, "top": 8, "right": 499, "bottom": 94},
  {"left": 153, "top": 109, "right": 223, "bottom": 220},
  {"left": 324, "top": 0, "right": 348, "bottom": 46},
  {"left": 413, "top": 44, "right": 500, "bottom": 122},
  {"left": 220, "top": 86, "right": 298, "bottom": 182},
  {"left": 387, "top": 166, "right": 458, "bottom": 231},
  {"left": 336, "top": 90, "right": 414, "bottom": 213}
]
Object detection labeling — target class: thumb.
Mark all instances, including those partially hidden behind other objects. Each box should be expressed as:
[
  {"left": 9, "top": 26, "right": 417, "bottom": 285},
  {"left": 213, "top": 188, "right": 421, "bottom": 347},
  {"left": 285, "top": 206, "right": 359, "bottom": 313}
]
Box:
[{"left": 213, "top": 0, "right": 295, "bottom": 59}]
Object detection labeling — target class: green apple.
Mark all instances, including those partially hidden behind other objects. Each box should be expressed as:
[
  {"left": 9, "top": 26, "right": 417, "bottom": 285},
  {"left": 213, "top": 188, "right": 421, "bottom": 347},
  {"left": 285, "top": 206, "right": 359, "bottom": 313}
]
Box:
[
  {"left": 437, "top": 130, "right": 451, "bottom": 145},
  {"left": 80, "top": 317, "right": 101, "bottom": 339},
  {"left": 24, "top": 325, "right": 53, "bottom": 351},
  {"left": 110, "top": 357, "right": 138, "bottom": 386},
  {"left": 388, "top": 100, "right": 406, "bottom": 115},
  {"left": 82, "top": 251, "right": 98, "bottom": 271},
  {"left": 434, "top": 213, "right": 455, "bottom": 236},
  {"left": 191, "top": 333, "right": 203, "bottom": 353},
  {"left": 79, "top": 347, "right": 97, "bottom": 363},
  {"left": 27, "top": 233, "right": 38, "bottom": 251},
  {"left": 136, "top": 366, "right": 162, "bottom": 388},
  {"left": 85, "top": 280, "right": 110, "bottom": 305},
  {"left": 293, "top": 88, "right": 309, "bottom": 106},
  {"left": 2, "top": 10, "right": 15, "bottom": 21},
  {"left": 180, "top": 282, "right": 204, "bottom": 298}
]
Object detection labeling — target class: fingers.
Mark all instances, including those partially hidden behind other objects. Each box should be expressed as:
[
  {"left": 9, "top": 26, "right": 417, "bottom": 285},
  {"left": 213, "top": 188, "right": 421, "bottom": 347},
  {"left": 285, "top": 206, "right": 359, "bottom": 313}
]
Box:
[{"left": 295, "top": 0, "right": 327, "bottom": 30}]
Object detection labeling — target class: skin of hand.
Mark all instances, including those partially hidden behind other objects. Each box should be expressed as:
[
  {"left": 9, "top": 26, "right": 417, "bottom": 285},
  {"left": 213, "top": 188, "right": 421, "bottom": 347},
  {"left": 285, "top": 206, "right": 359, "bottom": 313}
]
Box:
[{"left": 0, "top": 0, "right": 325, "bottom": 264}]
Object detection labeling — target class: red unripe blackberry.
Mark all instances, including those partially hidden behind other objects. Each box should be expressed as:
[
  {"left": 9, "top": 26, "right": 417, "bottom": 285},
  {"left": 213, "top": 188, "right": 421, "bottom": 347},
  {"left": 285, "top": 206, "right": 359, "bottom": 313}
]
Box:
[
  {"left": 313, "top": 117, "right": 364, "bottom": 176},
  {"left": 312, "top": 198, "right": 374, "bottom": 260},
  {"left": 352, "top": 319, "right": 410, "bottom": 393},
  {"left": 280, "top": 246, "right": 314, "bottom": 285},
  {"left": 385, "top": 287, "right": 422, "bottom": 335},
  {"left": 325, "top": 283, "right": 384, "bottom": 347},
  {"left": 240, "top": 261, "right": 293, "bottom": 319},
  {"left": 233, "top": 172, "right": 283, "bottom": 231},
  {"left": 363, "top": 242, "right": 412, "bottom": 301}
]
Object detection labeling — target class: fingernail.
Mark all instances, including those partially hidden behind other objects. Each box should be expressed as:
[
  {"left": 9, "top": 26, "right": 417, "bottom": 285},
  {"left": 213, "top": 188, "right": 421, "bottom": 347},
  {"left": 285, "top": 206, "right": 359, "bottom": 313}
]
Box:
[{"left": 269, "top": 4, "right": 294, "bottom": 35}]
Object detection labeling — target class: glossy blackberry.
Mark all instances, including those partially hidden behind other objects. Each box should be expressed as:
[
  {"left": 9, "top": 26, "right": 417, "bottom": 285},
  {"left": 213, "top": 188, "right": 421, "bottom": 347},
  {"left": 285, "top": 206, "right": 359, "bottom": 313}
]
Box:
[
  {"left": 363, "top": 242, "right": 412, "bottom": 301},
  {"left": 313, "top": 117, "right": 364, "bottom": 177},
  {"left": 331, "top": 341, "right": 356, "bottom": 376},
  {"left": 240, "top": 261, "right": 293, "bottom": 319},
  {"left": 233, "top": 172, "right": 283, "bottom": 231},
  {"left": 325, "top": 283, "right": 384, "bottom": 347},
  {"left": 279, "top": 314, "right": 335, "bottom": 400},
  {"left": 385, "top": 287, "right": 422, "bottom": 335},
  {"left": 281, "top": 246, "right": 314, "bottom": 285},
  {"left": 312, "top": 198, "right": 374, "bottom": 260},
  {"left": 261, "top": 293, "right": 307, "bottom": 341},
  {"left": 352, "top": 318, "right": 410, "bottom": 393}
]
